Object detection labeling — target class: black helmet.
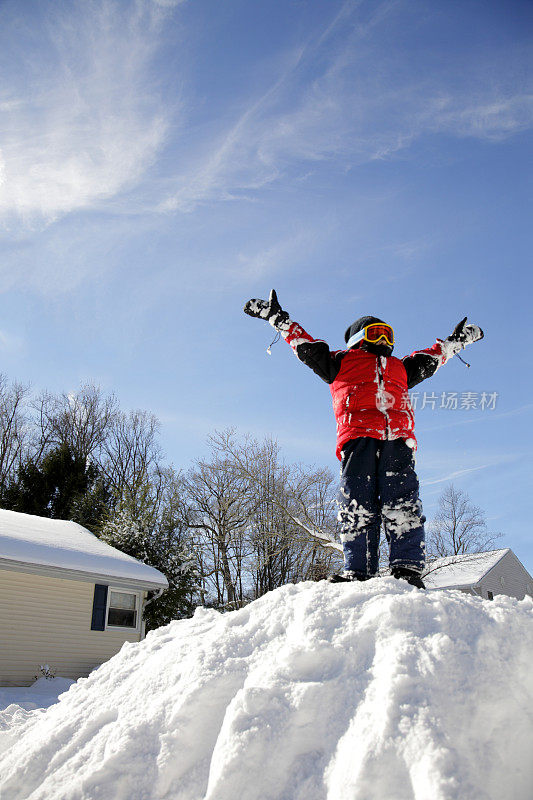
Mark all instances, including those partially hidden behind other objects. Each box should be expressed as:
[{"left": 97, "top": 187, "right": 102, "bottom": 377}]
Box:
[{"left": 344, "top": 315, "right": 394, "bottom": 357}]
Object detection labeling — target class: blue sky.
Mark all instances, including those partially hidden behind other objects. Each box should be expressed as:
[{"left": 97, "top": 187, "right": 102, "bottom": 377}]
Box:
[{"left": 0, "top": 0, "right": 532, "bottom": 570}]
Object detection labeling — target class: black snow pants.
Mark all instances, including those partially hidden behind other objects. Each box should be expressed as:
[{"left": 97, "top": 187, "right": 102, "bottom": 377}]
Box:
[{"left": 337, "top": 437, "right": 426, "bottom": 578}]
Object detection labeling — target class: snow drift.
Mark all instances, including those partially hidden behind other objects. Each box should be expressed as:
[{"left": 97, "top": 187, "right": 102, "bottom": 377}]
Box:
[{"left": 0, "top": 580, "right": 532, "bottom": 800}]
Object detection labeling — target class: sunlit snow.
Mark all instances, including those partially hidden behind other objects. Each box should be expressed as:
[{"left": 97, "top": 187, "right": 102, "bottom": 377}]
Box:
[{"left": 0, "top": 579, "right": 532, "bottom": 800}]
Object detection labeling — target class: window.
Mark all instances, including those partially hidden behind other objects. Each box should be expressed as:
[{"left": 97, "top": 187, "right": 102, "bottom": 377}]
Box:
[
  {"left": 106, "top": 590, "right": 139, "bottom": 629},
  {"left": 487, "top": 591, "right": 494, "bottom": 601},
  {"left": 500, "top": 576, "right": 505, "bottom": 588}
]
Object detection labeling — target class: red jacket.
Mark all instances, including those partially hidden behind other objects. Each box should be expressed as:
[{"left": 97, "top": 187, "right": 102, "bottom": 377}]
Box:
[
  {"left": 329, "top": 349, "right": 415, "bottom": 459},
  {"left": 280, "top": 321, "right": 448, "bottom": 460}
]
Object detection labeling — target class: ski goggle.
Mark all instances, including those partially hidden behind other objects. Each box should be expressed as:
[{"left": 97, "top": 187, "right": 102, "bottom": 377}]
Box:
[{"left": 347, "top": 323, "right": 395, "bottom": 349}]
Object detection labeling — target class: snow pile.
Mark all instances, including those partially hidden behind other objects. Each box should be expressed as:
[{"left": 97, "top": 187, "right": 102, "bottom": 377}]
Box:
[{"left": 0, "top": 580, "right": 532, "bottom": 800}]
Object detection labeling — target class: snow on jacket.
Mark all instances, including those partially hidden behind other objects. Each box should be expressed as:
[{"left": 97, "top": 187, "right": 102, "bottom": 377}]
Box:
[{"left": 275, "top": 320, "right": 452, "bottom": 459}]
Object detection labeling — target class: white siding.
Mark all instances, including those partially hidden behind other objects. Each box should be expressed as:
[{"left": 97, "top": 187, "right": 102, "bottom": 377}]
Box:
[
  {"left": 0, "top": 568, "right": 144, "bottom": 686},
  {"left": 478, "top": 551, "right": 533, "bottom": 601}
]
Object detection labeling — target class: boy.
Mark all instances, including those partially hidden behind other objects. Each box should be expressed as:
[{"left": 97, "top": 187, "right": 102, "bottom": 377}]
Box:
[{"left": 244, "top": 290, "right": 483, "bottom": 588}]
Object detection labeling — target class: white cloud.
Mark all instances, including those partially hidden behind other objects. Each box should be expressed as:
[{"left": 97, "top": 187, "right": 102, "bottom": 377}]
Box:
[
  {"left": 420, "top": 450, "right": 521, "bottom": 490},
  {"left": 234, "top": 228, "right": 322, "bottom": 282},
  {"left": 2, "top": 0, "right": 529, "bottom": 230},
  {"left": 0, "top": 1, "right": 174, "bottom": 228},
  {"left": 432, "top": 94, "right": 533, "bottom": 141},
  {"left": 418, "top": 403, "right": 533, "bottom": 436},
  {"left": 157, "top": 49, "right": 307, "bottom": 213},
  {"left": 152, "top": 0, "right": 189, "bottom": 6},
  {"left": 421, "top": 464, "right": 492, "bottom": 487},
  {"left": 159, "top": 1, "right": 533, "bottom": 212}
]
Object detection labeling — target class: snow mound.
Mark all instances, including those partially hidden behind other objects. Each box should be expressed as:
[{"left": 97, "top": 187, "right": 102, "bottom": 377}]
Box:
[{"left": 1, "top": 580, "right": 532, "bottom": 800}]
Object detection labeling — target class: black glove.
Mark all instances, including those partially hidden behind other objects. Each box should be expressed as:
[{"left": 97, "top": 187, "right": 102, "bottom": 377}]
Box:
[
  {"left": 447, "top": 317, "right": 484, "bottom": 347},
  {"left": 243, "top": 289, "right": 289, "bottom": 327}
]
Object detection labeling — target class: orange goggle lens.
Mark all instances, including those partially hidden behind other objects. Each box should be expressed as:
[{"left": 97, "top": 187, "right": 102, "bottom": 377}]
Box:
[{"left": 364, "top": 324, "right": 394, "bottom": 345}]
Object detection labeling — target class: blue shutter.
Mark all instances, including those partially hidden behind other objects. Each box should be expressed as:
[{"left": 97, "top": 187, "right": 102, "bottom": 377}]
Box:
[{"left": 91, "top": 584, "right": 108, "bottom": 631}]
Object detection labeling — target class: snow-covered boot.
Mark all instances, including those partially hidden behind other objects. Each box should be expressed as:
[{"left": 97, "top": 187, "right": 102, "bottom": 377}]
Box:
[
  {"left": 327, "top": 571, "right": 370, "bottom": 583},
  {"left": 391, "top": 567, "right": 425, "bottom": 589}
]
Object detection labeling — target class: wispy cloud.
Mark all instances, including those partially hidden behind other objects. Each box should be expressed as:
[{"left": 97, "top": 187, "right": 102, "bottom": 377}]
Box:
[
  {"left": 157, "top": 46, "right": 308, "bottom": 213},
  {"left": 420, "top": 450, "right": 521, "bottom": 491},
  {"left": 421, "top": 464, "right": 493, "bottom": 487},
  {"left": 417, "top": 404, "right": 533, "bottom": 435},
  {"left": 160, "top": 1, "right": 533, "bottom": 212},
  {"left": 1, "top": 0, "right": 531, "bottom": 251},
  {"left": 233, "top": 227, "right": 323, "bottom": 282},
  {"left": 433, "top": 94, "right": 533, "bottom": 142},
  {"left": 0, "top": 1, "right": 175, "bottom": 229}
]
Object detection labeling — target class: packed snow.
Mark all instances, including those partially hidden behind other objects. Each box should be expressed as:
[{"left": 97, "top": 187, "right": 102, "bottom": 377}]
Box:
[
  {"left": 0, "top": 579, "right": 532, "bottom": 800},
  {"left": 0, "top": 508, "right": 167, "bottom": 588}
]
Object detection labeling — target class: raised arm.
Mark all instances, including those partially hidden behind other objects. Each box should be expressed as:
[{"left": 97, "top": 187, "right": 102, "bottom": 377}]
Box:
[
  {"left": 244, "top": 289, "right": 345, "bottom": 384},
  {"left": 402, "top": 317, "right": 484, "bottom": 390}
]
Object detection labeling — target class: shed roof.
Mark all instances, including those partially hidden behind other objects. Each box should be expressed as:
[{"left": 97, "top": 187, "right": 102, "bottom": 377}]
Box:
[
  {"left": 0, "top": 508, "right": 168, "bottom": 590},
  {"left": 423, "top": 549, "right": 511, "bottom": 589}
]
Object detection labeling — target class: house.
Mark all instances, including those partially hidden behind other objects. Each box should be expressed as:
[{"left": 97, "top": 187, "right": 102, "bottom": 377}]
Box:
[
  {"left": 0, "top": 508, "right": 168, "bottom": 686},
  {"left": 423, "top": 548, "right": 533, "bottom": 600}
]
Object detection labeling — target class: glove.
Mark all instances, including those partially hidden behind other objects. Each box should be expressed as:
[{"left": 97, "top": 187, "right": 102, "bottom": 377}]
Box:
[
  {"left": 446, "top": 317, "right": 484, "bottom": 347},
  {"left": 243, "top": 289, "right": 289, "bottom": 328}
]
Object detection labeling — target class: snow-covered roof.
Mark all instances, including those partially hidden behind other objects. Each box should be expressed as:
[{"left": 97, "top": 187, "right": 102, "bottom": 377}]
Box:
[
  {"left": 423, "top": 549, "right": 510, "bottom": 589},
  {"left": 0, "top": 508, "right": 168, "bottom": 590}
]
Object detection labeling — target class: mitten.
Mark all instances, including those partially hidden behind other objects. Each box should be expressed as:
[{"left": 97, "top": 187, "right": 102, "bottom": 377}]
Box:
[
  {"left": 446, "top": 317, "right": 484, "bottom": 348},
  {"left": 243, "top": 289, "right": 289, "bottom": 329}
]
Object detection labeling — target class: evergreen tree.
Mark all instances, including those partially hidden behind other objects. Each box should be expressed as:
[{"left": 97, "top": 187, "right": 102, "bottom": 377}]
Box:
[
  {"left": 0, "top": 443, "right": 110, "bottom": 530},
  {"left": 70, "top": 475, "right": 113, "bottom": 533},
  {"left": 100, "top": 507, "right": 199, "bottom": 631}
]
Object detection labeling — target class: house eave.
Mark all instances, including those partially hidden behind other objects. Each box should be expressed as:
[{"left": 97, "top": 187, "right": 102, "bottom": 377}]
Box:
[
  {"left": 0, "top": 556, "right": 168, "bottom": 592},
  {"left": 427, "top": 582, "right": 481, "bottom": 592}
]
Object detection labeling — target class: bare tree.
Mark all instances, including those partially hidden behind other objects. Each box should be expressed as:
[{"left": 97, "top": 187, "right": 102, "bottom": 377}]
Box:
[
  {"left": 100, "top": 409, "right": 163, "bottom": 510},
  {"left": 31, "top": 384, "right": 117, "bottom": 463},
  {"left": 425, "top": 483, "right": 501, "bottom": 564},
  {"left": 180, "top": 430, "right": 337, "bottom": 608},
  {"left": 181, "top": 452, "right": 252, "bottom": 609},
  {"left": 208, "top": 429, "right": 342, "bottom": 592},
  {"left": 244, "top": 442, "right": 300, "bottom": 595},
  {"left": 282, "top": 461, "right": 342, "bottom": 577},
  {"left": 0, "top": 375, "right": 30, "bottom": 485}
]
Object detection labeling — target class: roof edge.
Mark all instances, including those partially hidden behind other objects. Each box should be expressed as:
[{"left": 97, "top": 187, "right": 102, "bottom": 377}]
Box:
[
  {"left": 0, "top": 556, "right": 168, "bottom": 591},
  {"left": 478, "top": 548, "right": 511, "bottom": 581},
  {"left": 426, "top": 582, "right": 481, "bottom": 591},
  {"left": 424, "top": 549, "right": 512, "bottom": 580}
]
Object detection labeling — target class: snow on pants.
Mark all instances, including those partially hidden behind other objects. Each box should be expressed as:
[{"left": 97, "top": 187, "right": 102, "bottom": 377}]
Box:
[{"left": 337, "top": 437, "right": 426, "bottom": 577}]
